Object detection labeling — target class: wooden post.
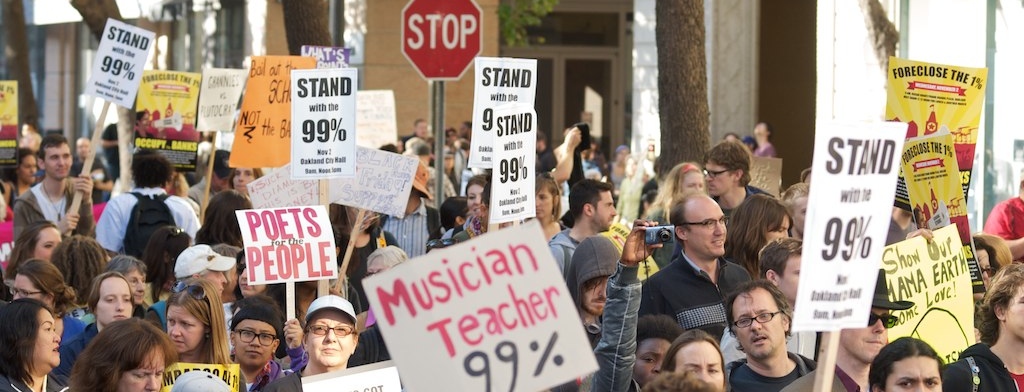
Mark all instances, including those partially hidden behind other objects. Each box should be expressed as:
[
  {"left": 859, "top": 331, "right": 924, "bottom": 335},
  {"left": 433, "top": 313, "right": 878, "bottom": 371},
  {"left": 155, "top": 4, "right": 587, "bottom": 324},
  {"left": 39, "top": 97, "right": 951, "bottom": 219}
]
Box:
[
  {"left": 334, "top": 208, "right": 365, "bottom": 296},
  {"left": 812, "top": 331, "right": 840, "bottom": 391},
  {"left": 318, "top": 178, "right": 330, "bottom": 297},
  {"left": 286, "top": 281, "right": 296, "bottom": 321},
  {"left": 66, "top": 100, "right": 110, "bottom": 234},
  {"left": 199, "top": 132, "right": 219, "bottom": 224}
]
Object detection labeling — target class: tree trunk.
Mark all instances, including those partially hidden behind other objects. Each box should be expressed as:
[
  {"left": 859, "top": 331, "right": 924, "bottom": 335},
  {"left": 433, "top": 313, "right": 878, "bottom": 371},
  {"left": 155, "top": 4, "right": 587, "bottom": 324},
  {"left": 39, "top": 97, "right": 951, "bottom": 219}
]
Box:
[
  {"left": 3, "top": 0, "right": 40, "bottom": 130},
  {"left": 655, "top": 0, "right": 710, "bottom": 176},
  {"left": 69, "top": 0, "right": 124, "bottom": 40},
  {"left": 858, "top": 0, "right": 898, "bottom": 72},
  {"left": 281, "top": 0, "right": 333, "bottom": 55}
]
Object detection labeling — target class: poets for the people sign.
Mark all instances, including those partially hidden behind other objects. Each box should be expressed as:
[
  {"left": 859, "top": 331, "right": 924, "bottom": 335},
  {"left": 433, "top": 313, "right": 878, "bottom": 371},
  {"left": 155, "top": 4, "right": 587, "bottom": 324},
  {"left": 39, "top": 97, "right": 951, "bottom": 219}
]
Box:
[
  {"left": 236, "top": 205, "right": 337, "bottom": 285},
  {"left": 363, "top": 221, "right": 597, "bottom": 392}
]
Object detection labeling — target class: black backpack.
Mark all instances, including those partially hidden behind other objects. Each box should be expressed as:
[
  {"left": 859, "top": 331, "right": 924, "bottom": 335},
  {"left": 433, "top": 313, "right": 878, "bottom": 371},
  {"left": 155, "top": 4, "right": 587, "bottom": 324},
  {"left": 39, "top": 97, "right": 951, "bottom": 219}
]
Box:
[{"left": 123, "top": 192, "right": 176, "bottom": 257}]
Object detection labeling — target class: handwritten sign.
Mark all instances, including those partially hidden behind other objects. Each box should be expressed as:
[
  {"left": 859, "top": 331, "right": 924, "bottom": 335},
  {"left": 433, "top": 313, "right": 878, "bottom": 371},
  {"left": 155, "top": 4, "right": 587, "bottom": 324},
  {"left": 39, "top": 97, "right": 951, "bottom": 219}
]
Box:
[
  {"left": 301, "top": 45, "right": 351, "bottom": 69},
  {"left": 291, "top": 68, "right": 358, "bottom": 179},
  {"left": 160, "top": 362, "right": 240, "bottom": 392},
  {"left": 363, "top": 221, "right": 597, "bottom": 392},
  {"left": 749, "top": 156, "right": 783, "bottom": 197},
  {"left": 355, "top": 90, "right": 398, "bottom": 148},
  {"left": 882, "top": 225, "right": 974, "bottom": 364},
  {"left": 332, "top": 147, "right": 418, "bottom": 218},
  {"left": 196, "top": 68, "right": 247, "bottom": 132},
  {"left": 134, "top": 71, "right": 202, "bottom": 170},
  {"left": 85, "top": 19, "right": 155, "bottom": 108},
  {"left": 237, "top": 205, "right": 337, "bottom": 284},
  {"left": 792, "top": 121, "right": 907, "bottom": 332},
  {"left": 469, "top": 57, "right": 538, "bottom": 168},
  {"left": 488, "top": 103, "right": 536, "bottom": 223},
  {"left": 0, "top": 81, "right": 16, "bottom": 165},
  {"left": 303, "top": 361, "right": 401, "bottom": 391},
  {"left": 230, "top": 55, "right": 317, "bottom": 168},
  {"left": 247, "top": 165, "right": 321, "bottom": 209}
]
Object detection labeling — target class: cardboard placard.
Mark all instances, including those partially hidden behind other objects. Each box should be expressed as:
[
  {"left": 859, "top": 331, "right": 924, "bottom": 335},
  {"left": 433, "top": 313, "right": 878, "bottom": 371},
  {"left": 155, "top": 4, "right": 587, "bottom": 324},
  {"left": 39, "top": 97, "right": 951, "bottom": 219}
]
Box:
[
  {"left": 792, "top": 121, "right": 907, "bottom": 332},
  {"left": 749, "top": 156, "right": 783, "bottom": 197},
  {"left": 332, "top": 147, "right": 418, "bottom": 218},
  {"left": 468, "top": 57, "right": 538, "bottom": 168},
  {"left": 84, "top": 18, "right": 155, "bottom": 108},
  {"left": 363, "top": 221, "right": 597, "bottom": 392},
  {"left": 196, "top": 68, "right": 247, "bottom": 132},
  {"left": 0, "top": 81, "right": 16, "bottom": 165},
  {"left": 303, "top": 361, "right": 401, "bottom": 391},
  {"left": 488, "top": 103, "right": 537, "bottom": 223},
  {"left": 301, "top": 45, "right": 351, "bottom": 69},
  {"left": 247, "top": 165, "right": 322, "bottom": 209},
  {"left": 237, "top": 205, "right": 338, "bottom": 284},
  {"left": 355, "top": 90, "right": 398, "bottom": 149},
  {"left": 290, "top": 68, "right": 358, "bottom": 179},
  {"left": 230, "top": 56, "right": 317, "bottom": 168},
  {"left": 160, "top": 363, "right": 240, "bottom": 392},
  {"left": 134, "top": 70, "right": 202, "bottom": 170},
  {"left": 882, "top": 225, "right": 974, "bottom": 364}
]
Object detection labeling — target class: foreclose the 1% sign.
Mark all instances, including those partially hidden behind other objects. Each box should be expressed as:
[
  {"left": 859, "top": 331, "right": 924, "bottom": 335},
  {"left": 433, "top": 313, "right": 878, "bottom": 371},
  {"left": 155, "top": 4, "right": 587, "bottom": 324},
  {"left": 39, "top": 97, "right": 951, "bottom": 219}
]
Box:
[{"left": 464, "top": 331, "right": 565, "bottom": 392}]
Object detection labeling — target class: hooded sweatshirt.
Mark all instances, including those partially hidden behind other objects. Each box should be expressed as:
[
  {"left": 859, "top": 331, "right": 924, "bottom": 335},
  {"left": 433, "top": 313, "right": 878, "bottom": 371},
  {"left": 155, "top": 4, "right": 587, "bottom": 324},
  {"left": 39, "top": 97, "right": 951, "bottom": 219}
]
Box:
[
  {"left": 549, "top": 228, "right": 581, "bottom": 277},
  {"left": 943, "top": 342, "right": 1017, "bottom": 392},
  {"left": 566, "top": 235, "right": 620, "bottom": 348}
]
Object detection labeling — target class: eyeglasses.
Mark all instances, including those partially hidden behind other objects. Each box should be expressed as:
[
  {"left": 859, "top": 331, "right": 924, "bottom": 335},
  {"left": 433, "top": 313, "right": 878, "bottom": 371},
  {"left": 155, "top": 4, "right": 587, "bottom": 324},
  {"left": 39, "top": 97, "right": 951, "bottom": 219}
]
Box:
[
  {"left": 703, "top": 168, "right": 732, "bottom": 178},
  {"left": 171, "top": 281, "right": 206, "bottom": 301},
  {"left": 426, "top": 238, "right": 457, "bottom": 252},
  {"left": 166, "top": 226, "right": 185, "bottom": 237},
  {"left": 733, "top": 311, "right": 782, "bottom": 328},
  {"left": 234, "top": 328, "right": 277, "bottom": 346},
  {"left": 868, "top": 312, "right": 899, "bottom": 329},
  {"left": 307, "top": 324, "right": 355, "bottom": 338},
  {"left": 682, "top": 217, "right": 729, "bottom": 228},
  {"left": 9, "top": 287, "right": 43, "bottom": 297},
  {"left": 981, "top": 267, "right": 996, "bottom": 275}
]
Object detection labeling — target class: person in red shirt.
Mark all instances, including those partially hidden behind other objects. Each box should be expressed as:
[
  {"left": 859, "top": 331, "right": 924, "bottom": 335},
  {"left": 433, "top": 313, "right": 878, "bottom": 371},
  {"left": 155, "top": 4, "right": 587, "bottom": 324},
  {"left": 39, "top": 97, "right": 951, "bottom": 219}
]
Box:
[{"left": 984, "top": 175, "right": 1024, "bottom": 262}]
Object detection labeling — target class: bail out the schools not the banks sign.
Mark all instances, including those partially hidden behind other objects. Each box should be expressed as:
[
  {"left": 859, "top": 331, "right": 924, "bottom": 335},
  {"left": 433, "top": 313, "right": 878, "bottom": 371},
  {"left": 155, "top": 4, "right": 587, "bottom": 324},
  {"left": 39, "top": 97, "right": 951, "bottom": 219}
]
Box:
[
  {"left": 237, "top": 206, "right": 337, "bottom": 285},
  {"left": 363, "top": 221, "right": 597, "bottom": 392},
  {"left": 792, "top": 122, "right": 907, "bottom": 332}
]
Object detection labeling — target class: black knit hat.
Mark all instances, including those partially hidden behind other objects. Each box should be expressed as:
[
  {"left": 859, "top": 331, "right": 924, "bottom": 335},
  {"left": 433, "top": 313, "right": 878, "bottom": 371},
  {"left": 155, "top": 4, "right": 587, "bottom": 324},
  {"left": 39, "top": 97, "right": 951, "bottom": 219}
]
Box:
[{"left": 230, "top": 300, "right": 285, "bottom": 340}]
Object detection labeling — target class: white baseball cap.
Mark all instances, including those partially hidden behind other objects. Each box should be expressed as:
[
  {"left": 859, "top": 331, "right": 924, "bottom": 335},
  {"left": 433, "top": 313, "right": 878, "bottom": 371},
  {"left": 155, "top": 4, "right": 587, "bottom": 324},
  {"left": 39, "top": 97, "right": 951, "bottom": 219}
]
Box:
[
  {"left": 174, "top": 244, "right": 235, "bottom": 279},
  {"left": 170, "top": 370, "right": 231, "bottom": 392},
  {"left": 305, "top": 295, "right": 357, "bottom": 325}
]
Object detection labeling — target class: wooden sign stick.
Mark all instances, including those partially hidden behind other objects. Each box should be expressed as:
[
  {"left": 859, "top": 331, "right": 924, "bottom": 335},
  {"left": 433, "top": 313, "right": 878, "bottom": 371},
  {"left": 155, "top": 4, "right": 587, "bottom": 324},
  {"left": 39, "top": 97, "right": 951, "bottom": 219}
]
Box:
[
  {"left": 286, "top": 281, "right": 296, "bottom": 321},
  {"left": 812, "top": 331, "right": 840, "bottom": 391},
  {"left": 66, "top": 100, "right": 110, "bottom": 235},
  {"left": 334, "top": 208, "right": 366, "bottom": 296},
  {"left": 200, "top": 132, "right": 219, "bottom": 224},
  {"left": 318, "top": 178, "right": 330, "bottom": 297}
]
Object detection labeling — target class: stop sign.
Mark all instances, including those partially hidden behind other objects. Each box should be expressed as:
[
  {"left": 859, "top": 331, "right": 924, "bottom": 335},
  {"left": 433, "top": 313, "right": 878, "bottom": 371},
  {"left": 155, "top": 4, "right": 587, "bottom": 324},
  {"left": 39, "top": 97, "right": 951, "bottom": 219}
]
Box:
[{"left": 402, "top": 0, "right": 482, "bottom": 80}]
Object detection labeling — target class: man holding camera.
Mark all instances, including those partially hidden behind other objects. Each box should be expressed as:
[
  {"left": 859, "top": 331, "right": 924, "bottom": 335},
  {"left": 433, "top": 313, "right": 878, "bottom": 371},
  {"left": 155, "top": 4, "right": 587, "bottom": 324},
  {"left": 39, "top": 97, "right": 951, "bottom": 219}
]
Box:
[{"left": 639, "top": 192, "right": 751, "bottom": 339}]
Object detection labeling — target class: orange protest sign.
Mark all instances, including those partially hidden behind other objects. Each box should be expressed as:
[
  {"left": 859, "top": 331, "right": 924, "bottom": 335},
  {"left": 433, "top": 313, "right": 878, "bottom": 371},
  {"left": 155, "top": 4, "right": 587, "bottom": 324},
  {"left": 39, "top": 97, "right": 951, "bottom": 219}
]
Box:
[{"left": 230, "top": 56, "right": 317, "bottom": 168}]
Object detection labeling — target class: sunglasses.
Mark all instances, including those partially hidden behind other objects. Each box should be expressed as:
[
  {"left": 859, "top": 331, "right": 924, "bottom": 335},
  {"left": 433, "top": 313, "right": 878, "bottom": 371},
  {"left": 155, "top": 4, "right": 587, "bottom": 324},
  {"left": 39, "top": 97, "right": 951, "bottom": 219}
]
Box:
[
  {"left": 868, "top": 312, "right": 898, "bottom": 329},
  {"left": 171, "top": 281, "right": 207, "bottom": 301}
]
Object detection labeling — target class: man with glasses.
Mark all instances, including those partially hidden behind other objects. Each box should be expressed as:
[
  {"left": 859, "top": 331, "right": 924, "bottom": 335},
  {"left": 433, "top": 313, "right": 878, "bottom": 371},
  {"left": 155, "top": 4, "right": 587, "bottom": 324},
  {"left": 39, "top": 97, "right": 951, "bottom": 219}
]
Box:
[
  {"left": 265, "top": 295, "right": 360, "bottom": 392},
  {"left": 704, "top": 140, "right": 766, "bottom": 219},
  {"left": 781, "top": 270, "right": 913, "bottom": 392},
  {"left": 639, "top": 192, "right": 750, "bottom": 338},
  {"left": 725, "top": 280, "right": 816, "bottom": 392},
  {"left": 230, "top": 297, "right": 287, "bottom": 391}
]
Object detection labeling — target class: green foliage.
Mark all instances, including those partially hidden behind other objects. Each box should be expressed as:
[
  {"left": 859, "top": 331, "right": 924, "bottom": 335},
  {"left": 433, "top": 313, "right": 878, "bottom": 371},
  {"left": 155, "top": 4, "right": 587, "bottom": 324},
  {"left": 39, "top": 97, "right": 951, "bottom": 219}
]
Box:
[{"left": 498, "top": 0, "right": 558, "bottom": 47}]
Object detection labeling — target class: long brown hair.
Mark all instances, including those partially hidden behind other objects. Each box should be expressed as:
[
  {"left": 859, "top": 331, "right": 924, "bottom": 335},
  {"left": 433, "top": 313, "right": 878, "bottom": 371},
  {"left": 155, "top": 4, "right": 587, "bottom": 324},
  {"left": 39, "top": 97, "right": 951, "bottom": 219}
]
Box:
[
  {"left": 195, "top": 190, "right": 251, "bottom": 247},
  {"left": 16, "top": 260, "right": 76, "bottom": 316},
  {"left": 166, "top": 278, "right": 231, "bottom": 364},
  {"left": 724, "top": 194, "right": 791, "bottom": 278},
  {"left": 978, "top": 263, "right": 1024, "bottom": 345},
  {"left": 141, "top": 226, "right": 191, "bottom": 302},
  {"left": 69, "top": 318, "right": 178, "bottom": 392},
  {"left": 5, "top": 221, "right": 59, "bottom": 278},
  {"left": 51, "top": 235, "right": 109, "bottom": 309}
]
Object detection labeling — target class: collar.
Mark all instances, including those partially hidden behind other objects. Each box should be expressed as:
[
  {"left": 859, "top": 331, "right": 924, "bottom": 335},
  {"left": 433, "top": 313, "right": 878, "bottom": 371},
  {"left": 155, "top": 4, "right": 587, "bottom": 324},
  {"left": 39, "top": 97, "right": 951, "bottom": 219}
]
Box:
[
  {"left": 409, "top": 198, "right": 427, "bottom": 216},
  {"left": 834, "top": 366, "right": 861, "bottom": 392},
  {"left": 681, "top": 251, "right": 720, "bottom": 279},
  {"left": 131, "top": 187, "right": 168, "bottom": 196}
]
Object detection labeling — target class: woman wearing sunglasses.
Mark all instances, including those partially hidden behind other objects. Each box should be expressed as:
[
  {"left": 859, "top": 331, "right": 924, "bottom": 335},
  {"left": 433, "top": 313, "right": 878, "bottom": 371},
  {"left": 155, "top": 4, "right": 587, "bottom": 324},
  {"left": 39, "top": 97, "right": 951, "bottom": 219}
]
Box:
[{"left": 165, "top": 278, "right": 232, "bottom": 366}]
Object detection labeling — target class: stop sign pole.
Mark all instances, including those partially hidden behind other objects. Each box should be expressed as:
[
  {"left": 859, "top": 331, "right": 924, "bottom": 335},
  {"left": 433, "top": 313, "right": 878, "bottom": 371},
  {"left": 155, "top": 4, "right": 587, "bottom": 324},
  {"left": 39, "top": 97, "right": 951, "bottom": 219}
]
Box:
[{"left": 402, "top": 0, "right": 482, "bottom": 202}]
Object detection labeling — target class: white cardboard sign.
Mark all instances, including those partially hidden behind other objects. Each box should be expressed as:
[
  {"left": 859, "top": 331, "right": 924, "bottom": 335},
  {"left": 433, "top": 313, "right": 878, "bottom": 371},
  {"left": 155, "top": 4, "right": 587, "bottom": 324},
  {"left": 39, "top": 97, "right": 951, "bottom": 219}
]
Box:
[
  {"left": 468, "top": 57, "right": 538, "bottom": 168},
  {"left": 488, "top": 103, "right": 537, "bottom": 223},
  {"left": 291, "top": 68, "right": 358, "bottom": 179},
  {"left": 792, "top": 121, "right": 908, "bottom": 332},
  {"left": 355, "top": 90, "right": 398, "bottom": 148},
  {"left": 332, "top": 147, "right": 418, "bottom": 218},
  {"left": 363, "top": 221, "right": 597, "bottom": 392},
  {"left": 85, "top": 18, "right": 155, "bottom": 108},
  {"left": 196, "top": 68, "right": 247, "bottom": 132},
  {"left": 303, "top": 361, "right": 401, "bottom": 391},
  {"left": 237, "top": 205, "right": 338, "bottom": 285},
  {"left": 247, "top": 165, "right": 321, "bottom": 209}
]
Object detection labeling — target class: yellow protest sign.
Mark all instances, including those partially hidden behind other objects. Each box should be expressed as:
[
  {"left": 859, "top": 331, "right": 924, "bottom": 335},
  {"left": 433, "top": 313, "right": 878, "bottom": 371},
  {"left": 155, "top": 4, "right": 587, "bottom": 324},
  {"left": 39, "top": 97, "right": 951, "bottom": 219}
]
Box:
[
  {"left": 0, "top": 81, "right": 17, "bottom": 165},
  {"left": 161, "top": 362, "right": 241, "bottom": 392},
  {"left": 882, "top": 225, "right": 974, "bottom": 364},
  {"left": 135, "top": 71, "right": 202, "bottom": 170},
  {"left": 600, "top": 223, "right": 659, "bottom": 281},
  {"left": 230, "top": 56, "right": 317, "bottom": 168},
  {"left": 886, "top": 57, "right": 987, "bottom": 209}
]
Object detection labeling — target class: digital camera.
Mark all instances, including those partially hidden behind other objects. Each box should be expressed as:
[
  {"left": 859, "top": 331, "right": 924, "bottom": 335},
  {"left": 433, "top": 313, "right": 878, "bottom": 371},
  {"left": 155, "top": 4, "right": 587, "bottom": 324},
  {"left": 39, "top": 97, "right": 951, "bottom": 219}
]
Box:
[{"left": 644, "top": 225, "right": 675, "bottom": 245}]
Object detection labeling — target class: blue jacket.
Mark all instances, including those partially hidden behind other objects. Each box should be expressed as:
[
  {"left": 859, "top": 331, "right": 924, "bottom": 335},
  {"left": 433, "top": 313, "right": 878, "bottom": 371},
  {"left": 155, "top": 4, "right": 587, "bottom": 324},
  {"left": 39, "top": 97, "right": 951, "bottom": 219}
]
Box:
[
  {"left": 590, "top": 262, "right": 642, "bottom": 392},
  {"left": 52, "top": 323, "right": 99, "bottom": 378}
]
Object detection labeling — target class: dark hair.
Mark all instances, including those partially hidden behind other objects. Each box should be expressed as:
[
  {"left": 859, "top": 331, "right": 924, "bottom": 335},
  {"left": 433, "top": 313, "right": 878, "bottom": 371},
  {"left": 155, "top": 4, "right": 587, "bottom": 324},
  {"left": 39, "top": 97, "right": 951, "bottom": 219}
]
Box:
[
  {"left": 481, "top": 179, "right": 492, "bottom": 207},
  {"left": 466, "top": 174, "right": 489, "bottom": 193},
  {"left": 756, "top": 122, "right": 774, "bottom": 138},
  {"left": 195, "top": 190, "right": 251, "bottom": 247},
  {"left": 131, "top": 149, "right": 174, "bottom": 187},
  {"left": 644, "top": 371, "right": 717, "bottom": 392},
  {"left": 51, "top": 235, "right": 109, "bottom": 309},
  {"left": 536, "top": 175, "right": 563, "bottom": 223},
  {"left": 974, "top": 233, "right": 1012, "bottom": 275},
  {"left": 141, "top": 226, "right": 191, "bottom": 302},
  {"left": 759, "top": 237, "right": 802, "bottom": 279},
  {"left": 69, "top": 318, "right": 178, "bottom": 392},
  {"left": 568, "top": 179, "right": 614, "bottom": 219},
  {"left": 0, "top": 298, "right": 53, "bottom": 385},
  {"left": 979, "top": 263, "right": 1024, "bottom": 345},
  {"left": 439, "top": 196, "right": 469, "bottom": 230},
  {"left": 3, "top": 148, "right": 37, "bottom": 183},
  {"left": 228, "top": 167, "right": 264, "bottom": 191},
  {"left": 17, "top": 259, "right": 77, "bottom": 316},
  {"left": 868, "top": 337, "right": 942, "bottom": 390},
  {"left": 660, "top": 329, "right": 723, "bottom": 373},
  {"left": 637, "top": 314, "right": 684, "bottom": 345},
  {"left": 6, "top": 220, "right": 60, "bottom": 277},
  {"left": 724, "top": 194, "right": 791, "bottom": 278},
  {"left": 724, "top": 280, "right": 793, "bottom": 337},
  {"left": 230, "top": 294, "right": 285, "bottom": 341},
  {"left": 704, "top": 140, "right": 752, "bottom": 186},
  {"left": 37, "top": 134, "right": 69, "bottom": 159}
]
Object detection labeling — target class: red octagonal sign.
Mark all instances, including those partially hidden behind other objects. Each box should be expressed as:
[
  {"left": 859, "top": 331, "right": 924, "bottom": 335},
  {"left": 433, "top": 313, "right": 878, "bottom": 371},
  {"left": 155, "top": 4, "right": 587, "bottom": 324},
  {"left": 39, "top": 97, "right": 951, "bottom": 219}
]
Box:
[{"left": 402, "top": 0, "right": 482, "bottom": 81}]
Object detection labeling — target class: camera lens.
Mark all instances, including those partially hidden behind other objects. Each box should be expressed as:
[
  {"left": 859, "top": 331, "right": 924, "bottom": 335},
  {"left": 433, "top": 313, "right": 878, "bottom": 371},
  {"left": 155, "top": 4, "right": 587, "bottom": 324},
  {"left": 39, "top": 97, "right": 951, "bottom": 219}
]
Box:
[{"left": 658, "top": 228, "right": 671, "bottom": 241}]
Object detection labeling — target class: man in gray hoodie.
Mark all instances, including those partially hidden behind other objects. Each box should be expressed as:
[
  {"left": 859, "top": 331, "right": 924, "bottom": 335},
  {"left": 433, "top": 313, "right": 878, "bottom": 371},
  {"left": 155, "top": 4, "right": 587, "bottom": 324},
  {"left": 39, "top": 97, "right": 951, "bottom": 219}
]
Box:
[{"left": 549, "top": 179, "right": 616, "bottom": 277}]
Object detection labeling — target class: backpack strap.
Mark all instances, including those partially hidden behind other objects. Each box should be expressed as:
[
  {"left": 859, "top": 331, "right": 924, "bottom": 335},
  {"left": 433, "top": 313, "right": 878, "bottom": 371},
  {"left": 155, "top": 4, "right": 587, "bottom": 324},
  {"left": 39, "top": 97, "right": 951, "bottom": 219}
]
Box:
[
  {"left": 965, "top": 356, "right": 980, "bottom": 392},
  {"left": 426, "top": 206, "right": 442, "bottom": 240},
  {"left": 561, "top": 245, "right": 572, "bottom": 277}
]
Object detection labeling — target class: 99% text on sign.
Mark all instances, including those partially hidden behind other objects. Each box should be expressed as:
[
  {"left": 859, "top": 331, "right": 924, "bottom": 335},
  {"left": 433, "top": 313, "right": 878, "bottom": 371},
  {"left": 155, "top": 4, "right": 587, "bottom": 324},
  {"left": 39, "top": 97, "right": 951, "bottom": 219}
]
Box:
[
  {"left": 822, "top": 216, "right": 873, "bottom": 261},
  {"left": 100, "top": 56, "right": 137, "bottom": 81},
  {"left": 463, "top": 331, "right": 564, "bottom": 392}
]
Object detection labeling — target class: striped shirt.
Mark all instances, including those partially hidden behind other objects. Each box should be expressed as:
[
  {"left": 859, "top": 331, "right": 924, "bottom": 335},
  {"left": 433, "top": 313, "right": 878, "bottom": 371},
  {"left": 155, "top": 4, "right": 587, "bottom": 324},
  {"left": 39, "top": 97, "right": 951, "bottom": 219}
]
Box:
[{"left": 382, "top": 199, "right": 429, "bottom": 257}]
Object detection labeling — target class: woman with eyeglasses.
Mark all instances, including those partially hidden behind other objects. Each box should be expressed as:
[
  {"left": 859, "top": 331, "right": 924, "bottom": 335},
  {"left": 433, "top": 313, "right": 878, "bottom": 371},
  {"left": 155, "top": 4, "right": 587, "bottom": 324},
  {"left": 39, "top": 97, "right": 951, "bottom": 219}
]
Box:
[
  {"left": 10, "top": 259, "right": 84, "bottom": 344},
  {"left": 106, "top": 255, "right": 150, "bottom": 317},
  {"left": 141, "top": 225, "right": 191, "bottom": 304},
  {"left": 724, "top": 194, "right": 792, "bottom": 279},
  {"left": 69, "top": 318, "right": 178, "bottom": 392},
  {"left": 230, "top": 295, "right": 288, "bottom": 391},
  {"left": 973, "top": 233, "right": 1013, "bottom": 296},
  {"left": 2, "top": 221, "right": 61, "bottom": 302},
  {"left": 265, "top": 296, "right": 360, "bottom": 392},
  {"left": 165, "top": 278, "right": 232, "bottom": 366},
  {"left": 52, "top": 272, "right": 133, "bottom": 378},
  {"left": 0, "top": 298, "right": 66, "bottom": 392}
]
